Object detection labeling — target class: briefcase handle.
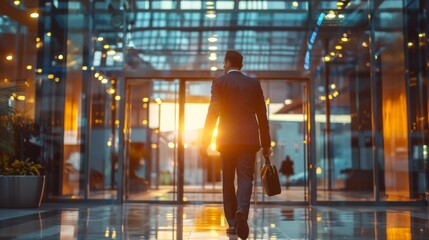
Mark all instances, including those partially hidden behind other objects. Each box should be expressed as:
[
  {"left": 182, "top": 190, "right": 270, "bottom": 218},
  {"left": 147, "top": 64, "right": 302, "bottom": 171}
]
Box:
[{"left": 263, "top": 155, "right": 271, "bottom": 165}]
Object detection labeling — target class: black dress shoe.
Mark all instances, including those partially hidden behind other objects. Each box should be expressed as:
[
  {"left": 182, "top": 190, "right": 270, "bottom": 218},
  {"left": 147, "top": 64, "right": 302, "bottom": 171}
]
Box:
[
  {"left": 235, "top": 211, "right": 249, "bottom": 239},
  {"left": 226, "top": 226, "right": 236, "bottom": 235}
]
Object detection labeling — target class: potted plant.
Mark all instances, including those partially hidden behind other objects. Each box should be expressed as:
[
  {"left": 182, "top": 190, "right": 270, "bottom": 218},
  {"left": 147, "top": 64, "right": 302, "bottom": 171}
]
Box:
[
  {"left": 0, "top": 155, "right": 45, "bottom": 208},
  {"left": 0, "top": 86, "right": 45, "bottom": 208}
]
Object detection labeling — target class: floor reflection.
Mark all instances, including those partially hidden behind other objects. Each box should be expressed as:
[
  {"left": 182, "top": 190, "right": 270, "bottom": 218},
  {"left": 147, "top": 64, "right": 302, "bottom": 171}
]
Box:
[{"left": 0, "top": 203, "right": 428, "bottom": 239}]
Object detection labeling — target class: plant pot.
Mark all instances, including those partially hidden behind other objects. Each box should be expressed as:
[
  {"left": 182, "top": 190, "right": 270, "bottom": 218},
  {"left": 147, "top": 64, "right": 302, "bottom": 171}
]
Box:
[{"left": 0, "top": 175, "right": 45, "bottom": 208}]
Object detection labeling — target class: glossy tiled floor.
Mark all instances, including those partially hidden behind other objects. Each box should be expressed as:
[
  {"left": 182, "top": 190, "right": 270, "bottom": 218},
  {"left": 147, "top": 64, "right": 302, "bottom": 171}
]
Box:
[{"left": 1, "top": 203, "right": 428, "bottom": 239}]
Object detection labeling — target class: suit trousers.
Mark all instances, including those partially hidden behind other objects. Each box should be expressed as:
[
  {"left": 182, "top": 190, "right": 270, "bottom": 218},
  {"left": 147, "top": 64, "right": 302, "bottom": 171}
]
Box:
[{"left": 220, "top": 150, "right": 256, "bottom": 227}]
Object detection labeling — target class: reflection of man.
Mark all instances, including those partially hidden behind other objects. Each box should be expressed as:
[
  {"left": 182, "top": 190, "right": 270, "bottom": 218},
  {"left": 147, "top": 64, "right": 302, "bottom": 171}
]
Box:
[{"left": 200, "top": 50, "right": 271, "bottom": 239}]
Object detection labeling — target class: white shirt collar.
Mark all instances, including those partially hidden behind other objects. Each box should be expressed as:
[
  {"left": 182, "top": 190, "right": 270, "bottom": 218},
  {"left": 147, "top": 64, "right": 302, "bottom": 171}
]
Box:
[{"left": 227, "top": 70, "right": 241, "bottom": 74}]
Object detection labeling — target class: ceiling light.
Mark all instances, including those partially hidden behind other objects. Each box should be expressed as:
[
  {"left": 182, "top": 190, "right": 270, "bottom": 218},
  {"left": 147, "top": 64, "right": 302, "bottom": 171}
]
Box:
[
  {"left": 107, "top": 50, "right": 116, "bottom": 55},
  {"left": 284, "top": 99, "right": 292, "bottom": 105},
  {"left": 206, "top": 1, "right": 214, "bottom": 5},
  {"left": 26, "top": 65, "right": 32, "bottom": 70},
  {"left": 338, "top": 14, "right": 344, "bottom": 18},
  {"left": 208, "top": 37, "right": 217, "bottom": 42},
  {"left": 361, "top": 42, "right": 368, "bottom": 47},
  {"left": 335, "top": 45, "right": 342, "bottom": 50},
  {"left": 324, "top": 56, "right": 331, "bottom": 62},
  {"left": 58, "top": 54, "right": 64, "bottom": 60},
  {"left": 206, "top": 10, "right": 216, "bottom": 18},
  {"left": 6, "top": 55, "right": 13, "bottom": 61},
  {"left": 30, "top": 12, "right": 39, "bottom": 18},
  {"left": 46, "top": 32, "right": 51, "bottom": 37},
  {"left": 208, "top": 46, "right": 218, "bottom": 51},
  {"left": 17, "top": 95, "right": 26, "bottom": 101},
  {"left": 108, "top": 88, "right": 115, "bottom": 94},
  {"left": 206, "top": 13, "right": 216, "bottom": 18},
  {"left": 14, "top": 1, "right": 20, "bottom": 6},
  {"left": 97, "top": 37, "right": 104, "bottom": 41},
  {"left": 211, "top": 66, "right": 218, "bottom": 71},
  {"left": 82, "top": 66, "right": 88, "bottom": 70},
  {"left": 326, "top": 11, "right": 336, "bottom": 19},
  {"left": 292, "top": 2, "right": 299, "bottom": 7},
  {"left": 330, "top": 52, "right": 336, "bottom": 56},
  {"left": 341, "top": 37, "right": 348, "bottom": 42},
  {"left": 330, "top": 84, "right": 336, "bottom": 89}
]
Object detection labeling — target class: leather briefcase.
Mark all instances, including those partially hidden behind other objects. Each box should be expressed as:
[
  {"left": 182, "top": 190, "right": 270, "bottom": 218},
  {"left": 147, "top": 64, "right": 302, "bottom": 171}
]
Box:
[{"left": 260, "top": 156, "right": 282, "bottom": 196}]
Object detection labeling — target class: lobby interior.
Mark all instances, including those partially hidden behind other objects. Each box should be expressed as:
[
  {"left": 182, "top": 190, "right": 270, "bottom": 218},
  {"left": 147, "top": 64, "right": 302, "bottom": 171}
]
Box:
[{"left": 1, "top": 0, "right": 429, "bottom": 239}]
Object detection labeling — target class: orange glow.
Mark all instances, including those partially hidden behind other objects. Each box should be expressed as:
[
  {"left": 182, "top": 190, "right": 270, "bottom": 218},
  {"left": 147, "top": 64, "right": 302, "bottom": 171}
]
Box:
[{"left": 386, "top": 213, "right": 411, "bottom": 239}]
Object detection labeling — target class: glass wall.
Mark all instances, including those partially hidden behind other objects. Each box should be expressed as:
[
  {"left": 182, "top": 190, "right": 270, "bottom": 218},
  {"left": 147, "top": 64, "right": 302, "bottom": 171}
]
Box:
[
  {"left": 2, "top": 0, "right": 429, "bottom": 204},
  {"left": 310, "top": 0, "right": 428, "bottom": 202}
]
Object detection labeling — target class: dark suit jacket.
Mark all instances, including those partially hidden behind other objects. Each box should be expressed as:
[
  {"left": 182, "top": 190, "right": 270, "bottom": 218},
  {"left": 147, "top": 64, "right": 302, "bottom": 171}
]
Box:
[{"left": 202, "top": 71, "right": 271, "bottom": 153}]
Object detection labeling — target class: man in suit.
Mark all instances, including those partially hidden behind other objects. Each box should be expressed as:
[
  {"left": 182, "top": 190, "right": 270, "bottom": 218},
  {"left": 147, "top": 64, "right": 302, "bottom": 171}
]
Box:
[{"left": 200, "top": 50, "right": 271, "bottom": 239}]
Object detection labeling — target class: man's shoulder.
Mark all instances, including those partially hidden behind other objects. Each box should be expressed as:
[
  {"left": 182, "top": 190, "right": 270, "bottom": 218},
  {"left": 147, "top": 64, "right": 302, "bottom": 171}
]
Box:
[{"left": 214, "top": 74, "right": 228, "bottom": 82}]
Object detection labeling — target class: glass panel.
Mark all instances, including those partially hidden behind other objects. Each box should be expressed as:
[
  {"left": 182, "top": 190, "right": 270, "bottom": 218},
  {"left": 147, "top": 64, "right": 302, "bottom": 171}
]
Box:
[
  {"left": 183, "top": 81, "right": 219, "bottom": 202},
  {"left": 312, "top": 1, "right": 374, "bottom": 201},
  {"left": 254, "top": 80, "right": 308, "bottom": 203},
  {"left": 377, "top": 0, "right": 414, "bottom": 201},
  {"left": 125, "top": 79, "right": 179, "bottom": 201},
  {"left": 87, "top": 73, "right": 119, "bottom": 199}
]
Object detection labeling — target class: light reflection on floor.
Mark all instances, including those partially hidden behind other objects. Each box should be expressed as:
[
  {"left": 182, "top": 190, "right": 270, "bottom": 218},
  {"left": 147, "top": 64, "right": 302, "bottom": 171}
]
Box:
[{"left": 0, "top": 203, "right": 428, "bottom": 239}]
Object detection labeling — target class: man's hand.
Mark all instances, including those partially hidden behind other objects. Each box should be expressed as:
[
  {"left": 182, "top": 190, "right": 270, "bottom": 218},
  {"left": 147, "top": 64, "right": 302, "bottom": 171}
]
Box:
[
  {"left": 199, "top": 144, "right": 208, "bottom": 158},
  {"left": 262, "top": 147, "right": 271, "bottom": 159}
]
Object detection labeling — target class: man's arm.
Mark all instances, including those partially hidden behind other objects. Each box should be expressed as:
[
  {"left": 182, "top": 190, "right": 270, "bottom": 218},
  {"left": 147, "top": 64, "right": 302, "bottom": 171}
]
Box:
[
  {"left": 255, "top": 81, "right": 271, "bottom": 158},
  {"left": 200, "top": 79, "right": 221, "bottom": 156}
]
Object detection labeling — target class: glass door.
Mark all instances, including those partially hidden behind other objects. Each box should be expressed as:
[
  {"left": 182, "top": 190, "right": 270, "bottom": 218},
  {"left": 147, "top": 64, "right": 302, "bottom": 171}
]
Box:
[
  {"left": 254, "top": 80, "right": 309, "bottom": 203},
  {"left": 183, "top": 80, "right": 222, "bottom": 203},
  {"left": 124, "top": 79, "right": 180, "bottom": 202},
  {"left": 123, "top": 78, "right": 309, "bottom": 204},
  {"left": 181, "top": 79, "right": 310, "bottom": 203}
]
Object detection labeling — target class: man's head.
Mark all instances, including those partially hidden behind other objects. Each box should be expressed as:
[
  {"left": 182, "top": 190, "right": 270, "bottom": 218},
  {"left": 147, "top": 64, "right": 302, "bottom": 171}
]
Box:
[{"left": 224, "top": 50, "right": 243, "bottom": 73}]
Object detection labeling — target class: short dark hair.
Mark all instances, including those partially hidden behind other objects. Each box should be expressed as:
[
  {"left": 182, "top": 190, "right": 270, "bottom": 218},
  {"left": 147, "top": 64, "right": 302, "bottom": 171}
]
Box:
[{"left": 225, "top": 50, "right": 243, "bottom": 68}]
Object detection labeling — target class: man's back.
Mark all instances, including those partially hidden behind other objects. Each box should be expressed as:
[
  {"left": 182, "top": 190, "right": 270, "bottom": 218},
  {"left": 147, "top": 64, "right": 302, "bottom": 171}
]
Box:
[{"left": 205, "top": 71, "right": 270, "bottom": 152}]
